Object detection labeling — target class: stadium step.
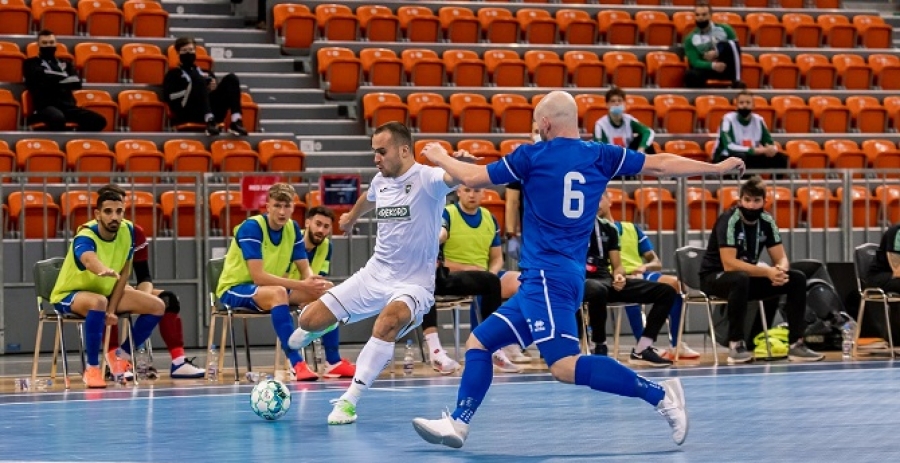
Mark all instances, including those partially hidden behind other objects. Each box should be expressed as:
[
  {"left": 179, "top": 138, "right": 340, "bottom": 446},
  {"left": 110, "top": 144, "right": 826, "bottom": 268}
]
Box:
[
  {"left": 238, "top": 72, "right": 318, "bottom": 90},
  {"left": 251, "top": 88, "right": 328, "bottom": 105},
  {"left": 162, "top": 0, "right": 233, "bottom": 16},
  {"left": 204, "top": 43, "right": 283, "bottom": 59},
  {"left": 305, "top": 152, "right": 377, "bottom": 169},
  {"left": 214, "top": 58, "right": 301, "bottom": 74},
  {"left": 262, "top": 119, "right": 361, "bottom": 136},
  {"left": 170, "top": 14, "right": 246, "bottom": 29},
  {"left": 169, "top": 27, "right": 269, "bottom": 45},
  {"left": 295, "top": 135, "right": 374, "bottom": 153},
  {"left": 259, "top": 104, "right": 348, "bottom": 120}
]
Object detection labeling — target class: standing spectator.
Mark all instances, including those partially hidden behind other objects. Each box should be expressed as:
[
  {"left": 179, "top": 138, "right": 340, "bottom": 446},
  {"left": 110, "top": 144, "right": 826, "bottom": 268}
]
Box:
[
  {"left": 712, "top": 89, "right": 788, "bottom": 170},
  {"left": 22, "top": 30, "right": 106, "bottom": 131},
  {"left": 163, "top": 36, "right": 248, "bottom": 136},
  {"left": 683, "top": 2, "right": 742, "bottom": 88},
  {"left": 593, "top": 87, "right": 656, "bottom": 154}
]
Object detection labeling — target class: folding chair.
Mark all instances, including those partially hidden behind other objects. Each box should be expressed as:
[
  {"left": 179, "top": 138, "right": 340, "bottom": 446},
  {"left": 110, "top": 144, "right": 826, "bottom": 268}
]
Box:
[
  {"left": 578, "top": 301, "right": 632, "bottom": 358},
  {"left": 31, "top": 257, "right": 84, "bottom": 389},
  {"left": 206, "top": 257, "right": 287, "bottom": 383},
  {"left": 852, "top": 243, "right": 896, "bottom": 359}
]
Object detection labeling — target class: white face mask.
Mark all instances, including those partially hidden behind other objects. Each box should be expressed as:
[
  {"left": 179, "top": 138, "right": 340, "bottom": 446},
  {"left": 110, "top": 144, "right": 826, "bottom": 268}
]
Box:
[{"left": 532, "top": 134, "right": 542, "bottom": 143}]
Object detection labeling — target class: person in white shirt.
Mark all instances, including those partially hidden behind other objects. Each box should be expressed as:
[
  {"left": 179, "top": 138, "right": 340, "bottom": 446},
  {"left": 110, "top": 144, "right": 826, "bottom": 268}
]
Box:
[
  {"left": 593, "top": 87, "right": 656, "bottom": 154},
  {"left": 713, "top": 88, "right": 787, "bottom": 171}
]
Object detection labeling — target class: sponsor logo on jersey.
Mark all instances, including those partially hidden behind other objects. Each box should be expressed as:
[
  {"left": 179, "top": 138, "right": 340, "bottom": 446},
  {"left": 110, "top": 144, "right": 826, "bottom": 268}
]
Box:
[
  {"left": 405, "top": 184, "right": 412, "bottom": 194},
  {"left": 375, "top": 205, "right": 411, "bottom": 221}
]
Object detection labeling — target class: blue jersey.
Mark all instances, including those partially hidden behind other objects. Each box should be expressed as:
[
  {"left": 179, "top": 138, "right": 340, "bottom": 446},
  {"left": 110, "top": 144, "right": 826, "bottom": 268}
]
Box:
[{"left": 487, "top": 138, "right": 645, "bottom": 277}]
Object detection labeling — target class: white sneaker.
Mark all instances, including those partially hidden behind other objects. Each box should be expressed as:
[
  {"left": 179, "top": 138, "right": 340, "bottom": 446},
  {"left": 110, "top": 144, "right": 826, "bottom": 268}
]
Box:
[
  {"left": 412, "top": 410, "right": 470, "bottom": 449},
  {"left": 656, "top": 378, "right": 689, "bottom": 446},
  {"left": 287, "top": 322, "right": 338, "bottom": 350},
  {"left": 327, "top": 398, "right": 357, "bottom": 425},
  {"left": 501, "top": 344, "right": 532, "bottom": 363},
  {"left": 170, "top": 359, "right": 206, "bottom": 379},
  {"left": 430, "top": 354, "right": 460, "bottom": 375},
  {"left": 663, "top": 342, "right": 701, "bottom": 361},
  {"left": 492, "top": 350, "right": 522, "bottom": 373}
]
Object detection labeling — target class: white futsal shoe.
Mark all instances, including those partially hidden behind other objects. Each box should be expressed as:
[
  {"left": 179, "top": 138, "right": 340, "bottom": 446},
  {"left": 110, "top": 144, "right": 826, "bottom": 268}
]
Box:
[
  {"left": 656, "top": 378, "right": 689, "bottom": 445},
  {"left": 327, "top": 398, "right": 357, "bottom": 425},
  {"left": 412, "top": 410, "right": 470, "bottom": 449},
  {"left": 288, "top": 322, "right": 338, "bottom": 350}
]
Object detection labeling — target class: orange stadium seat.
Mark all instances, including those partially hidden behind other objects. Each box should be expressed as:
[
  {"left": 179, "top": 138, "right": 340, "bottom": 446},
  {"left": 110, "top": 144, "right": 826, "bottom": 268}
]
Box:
[
  {"left": 315, "top": 3, "right": 358, "bottom": 41},
  {"left": 397, "top": 6, "right": 440, "bottom": 43},
  {"left": 884, "top": 96, "right": 900, "bottom": 129},
  {"left": 824, "top": 139, "right": 867, "bottom": 171},
  {"left": 16, "top": 138, "right": 65, "bottom": 182},
  {"left": 60, "top": 190, "right": 98, "bottom": 234},
  {"left": 443, "top": 49, "right": 485, "bottom": 87},
  {"left": 862, "top": 139, "right": 900, "bottom": 172},
  {"left": 8, "top": 191, "right": 59, "bottom": 238},
  {"left": 809, "top": 96, "right": 850, "bottom": 133},
  {"left": 752, "top": 95, "right": 776, "bottom": 129},
  {"left": 401, "top": 49, "right": 444, "bottom": 87},
  {"left": 739, "top": 54, "right": 763, "bottom": 89},
  {"left": 0, "top": 89, "right": 21, "bottom": 131},
  {"left": 407, "top": 92, "right": 452, "bottom": 133},
  {"left": 160, "top": 190, "right": 196, "bottom": 237},
  {"left": 32, "top": 0, "right": 77, "bottom": 35},
  {"left": 121, "top": 43, "right": 167, "bottom": 85},
  {"left": 771, "top": 95, "right": 812, "bottom": 133},
  {"left": 0, "top": 140, "right": 15, "bottom": 181},
  {"left": 556, "top": 9, "right": 596, "bottom": 45},
  {"left": 635, "top": 10, "right": 675, "bottom": 47},
  {"left": 716, "top": 186, "right": 740, "bottom": 209},
  {"left": 710, "top": 12, "right": 747, "bottom": 45},
  {"left": 817, "top": 14, "right": 856, "bottom": 49},
  {"left": 783, "top": 14, "right": 822, "bottom": 48},
  {"left": 114, "top": 139, "right": 164, "bottom": 182},
  {"left": 575, "top": 93, "right": 606, "bottom": 133},
  {"left": 457, "top": 139, "right": 503, "bottom": 165},
  {"left": 796, "top": 54, "right": 836, "bottom": 90},
  {"left": 484, "top": 50, "right": 526, "bottom": 87},
  {"left": 439, "top": 7, "right": 479, "bottom": 44},
  {"left": 499, "top": 139, "right": 530, "bottom": 157},
  {"left": 317, "top": 47, "right": 361, "bottom": 95},
  {"left": 163, "top": 139, "right": 212, "bottom": 181},
  {"left": 785, "top": 140, "right": 829, "bottom": 173},
  {"left": 65, "top": 139, "right": 116, "bottom": 182},
  {"left": 414, "top": 139, "right": 453, "bottom": 166},
  {"left": 0, "top": 42, "right": 25, "bottom": 83},
  {"left": 210, "top": 139, "right": 259, "bottom": 173},
  {"left": 838, "top": 185, "right": 880, "bottom": 227},
  {"left": 257, "top": 139, "right": 305, "bottom": 174},
  {"left": 74, "top": 42, "right": 121, "bottom": 84},
  {"left": 0, "top": 0, "right": 30, "bottom": 35},
  {"left": 166, "top": 44, "right": 212, "bottom": 72},
  {"left": 654, "top": 94, "right": 695, "bottom": 134},
  {"left": 765, "top": 186, "right": 800, "bottom": 229},
  {"left": 123, "top": 0, "right": 169, "bottom": 38},
  {"left": 357, "top": 5, "right": 399, "bottom": 42},
  {"left": 869, "top": 54, "right": 900, "bottom": 91},
  {"left": 604, "top": 51, "right": 644, "bottom": 88},
  {"left": 20, "top": 89, "right": 72, "bottom": 131},
  {"left": 760, "top": 53, "right": 799, "bottom": 90},
  {"left": 564, "top": 50, "right": 604, "bottom": 88},
  {"left": 846, "top": 96, "right": 887, "bottom": 133},
  {"left": 77, "top": 0, "right": 122, "bottom": 37},
  {"left": 797, "top": 186, "right": 840, "bottom": 228},
  {"left": 665, "top": 140, "right": 709, "bottom": 162},
  {"left": 273, "top": 4, "right": 316, "bottom": 49},
  {"left": 673, "top": 11, "right": 696, "bottom": 43},
  {"left": 118, "top": 90, "right": 165, "bottom": 132},
  {"left": 478, "top": 7, "right": 519, "bottom": 44},
  {"left": 598, "top": 10, "right": 637, "bottom": 45},
  {"left": 524, "top": 50, "right": 565, "bottom": 87},
  {"left": 517, "top": 8, "right": 557, "bottom": 44},
  {"left": 480, "top": 189, "right": 506, "bottom": 234},
  {"left": 123, "top": 191, "right": 161, "bottom": 236},
  {"left": 685, "top": 187, "right": 719, "bottom": 230},
  {"left": 645, "top": 51, "right": 686, "bottom": 89},
  {"left": 209, "top": 190, "right": 248, "bottom": 237},
  {"left": 853, "top": 15, "right": 892, "bottom": 49},
  {"left": 833, "top": 54, "right": 872, "bottom": 91},
  {"left": 360, "top": 48, "right": 403, "bottom": 86},
  {"left": 634, "top": 187, "right": 676, "bottom": 230},
  {"left": 746, "top": 13, "right": 784, "bottom": 47},
  {"left": 492, "top": 94, "right": 533, "bottom": 134},
  {"left": 605, "top": 188, "right": 636, "bottom": 223},
  {"left": 624, "top": 94, "right": 655, "bottom": 128},
  {"left": 694, "top": 95, "right": 732, "bottom": 134},
  {"left": 876, "top": 185, "right": 900, "bottom": 223},
  {"left": 450, "top": 93, "right": 493, "bottom": 133},
  {"left": 362, "top": 92, "right": 408, "bottom": 129}
]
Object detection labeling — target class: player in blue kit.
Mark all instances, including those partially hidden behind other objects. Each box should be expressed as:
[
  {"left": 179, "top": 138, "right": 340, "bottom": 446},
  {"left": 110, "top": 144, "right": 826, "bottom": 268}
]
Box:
[{"left": 412, "top": 91, "right": 744, "bottom": 448}]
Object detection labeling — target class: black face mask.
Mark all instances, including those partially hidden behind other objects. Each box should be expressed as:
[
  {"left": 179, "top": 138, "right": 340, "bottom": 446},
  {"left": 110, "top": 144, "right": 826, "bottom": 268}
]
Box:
[
  {"left": 179, "top": 52, "right": 196, "bottom": 67},
  {"left": 739, "top": 206, "right": 763, "bottom": 222},
  {"left": 39, "top": 46, "right": 56, "bottom": 60},
  {"left": 696, "top": 20, "right": 710, "bottom": 30},
  {"left": 737, "top": 108, "right": 752, "bottom": 119}
]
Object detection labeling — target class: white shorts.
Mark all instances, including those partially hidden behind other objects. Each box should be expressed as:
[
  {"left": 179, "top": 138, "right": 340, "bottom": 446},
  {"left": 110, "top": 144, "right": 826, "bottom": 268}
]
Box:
[{"left": 321, "top": 266, "right": 435, "bottom": 339}]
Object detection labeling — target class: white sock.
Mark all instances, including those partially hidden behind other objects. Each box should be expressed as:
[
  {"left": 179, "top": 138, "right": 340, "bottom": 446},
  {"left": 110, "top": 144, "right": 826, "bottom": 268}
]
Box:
[
  {"left": 172, "top": 355, "right": 186, "bottom": 366},
  {"left": 425, "top": 332, "right": 444, "bottom": 358},
  {"left": 636, "top": 337, "right": 654, "bottom": 352},
  {"left": 231, "top": 113, "right": 242, "bottom": 123},
  {"left": 730, "top": 340, "right": 743, "bottom": 349},
  {"left": 340, "top": 337, "right": 394, "bottom": 406}
]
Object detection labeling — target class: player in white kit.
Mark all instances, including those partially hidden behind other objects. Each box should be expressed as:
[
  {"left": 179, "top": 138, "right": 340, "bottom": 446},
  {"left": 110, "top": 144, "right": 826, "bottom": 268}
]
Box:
[{"left": 288, "top": 121, "right": 465, "bottom": 425}]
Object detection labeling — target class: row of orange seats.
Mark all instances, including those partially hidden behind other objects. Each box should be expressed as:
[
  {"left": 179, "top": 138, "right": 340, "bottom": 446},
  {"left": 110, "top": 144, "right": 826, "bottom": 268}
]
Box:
[
  {"left": 609, "top": 184, "right": 900, "bottom": 231},
  {"left": 3, "top": 187, "right": 330, "bottom": 239},
  {"left": 274, "top": 4, "right": 864, "bottom": 49},
  {"left": 0, "top": 41, "right": 214, "bottom": 84},
  {"left": 0, "top": 138, "right": 303, "bottom": 184},
  {"left": 0, "top": 89, "right": 257, "bottom": 133},
  {"left": 0, "top": 0, "right": 168, "bottom": 37},
  {"left": 317, "top": 47, "right": 900, "bottom": 94},
  {"left": 362, "top": 90, "right": 899, "bottom": 135}
]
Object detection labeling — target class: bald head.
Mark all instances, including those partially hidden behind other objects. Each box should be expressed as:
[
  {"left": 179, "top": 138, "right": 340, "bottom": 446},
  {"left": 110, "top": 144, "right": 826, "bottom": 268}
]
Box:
[{"left": 533, "top": 91, "right": 579, "bottom": 141}]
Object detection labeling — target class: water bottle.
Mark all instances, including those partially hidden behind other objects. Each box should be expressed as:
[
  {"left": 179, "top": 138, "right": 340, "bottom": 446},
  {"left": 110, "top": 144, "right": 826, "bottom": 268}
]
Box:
[
  {"left": 841, "top": 320, "right": 857, "bottom": 360},
  {"left": 136, "top": 346, "right": 150, "bottom": 380},
  {"left": 313, "top": 338, "right": 323, "bottom": 373},
  {"left": 207, "top": 345, "right": 219, "bottom": 382},
  {"left": 403, "top": 340, "right": 415, "bottom": 377}
]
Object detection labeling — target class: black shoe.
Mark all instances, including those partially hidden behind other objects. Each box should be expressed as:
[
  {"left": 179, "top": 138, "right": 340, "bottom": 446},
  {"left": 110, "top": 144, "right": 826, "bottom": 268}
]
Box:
[
  {"left": 593, "top": 344, "right": 608, "bottom": 356},
  {"left": 146, "top": 365, "right": 159, "bottom": 380},
  {"left": 628, "top": 347, "right": 673, "bottom": 368},
  {"left": 229, "top": 119, "right": 248, "bottom": 136},
  {"left": 205, "top": 120, "right": 221, "bottom": 136}
]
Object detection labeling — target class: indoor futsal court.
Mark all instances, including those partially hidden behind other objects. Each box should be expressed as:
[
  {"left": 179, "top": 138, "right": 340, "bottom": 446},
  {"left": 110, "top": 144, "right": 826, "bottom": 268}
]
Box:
[{"left": 1, "top": 360, "right": 898, "bottom": 462}]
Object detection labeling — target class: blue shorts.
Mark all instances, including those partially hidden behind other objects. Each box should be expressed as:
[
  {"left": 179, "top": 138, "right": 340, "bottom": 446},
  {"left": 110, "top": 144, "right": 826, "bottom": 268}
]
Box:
[
  {"left": 643, "top": 271, "right": 663, "bottom": 282},
  {"left": 53, "top": 291, "right": 79, "bottom": 314},
  {"left": 497, "top": 270, "right": 507, "bottom": 279},
  {"left": 219, "top": 284, "right": 284, "bottom": 311},
  {"left": 473, "top": 270, "right": 582, "bottom": 366}
]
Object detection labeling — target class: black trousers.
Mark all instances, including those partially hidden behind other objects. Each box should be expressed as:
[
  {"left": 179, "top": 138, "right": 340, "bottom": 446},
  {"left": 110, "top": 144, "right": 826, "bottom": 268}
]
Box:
[
  {"left": 700, "top": 269, "right": 807, "bottom": 344},
  {"left": 582, "top": 277, "right": 676, "bottom": 344},
  {"left": 174, "top": 73, "right": 243, "bottom": 124},
  {"left": 869, "top": 273, "right": 900, "bottom": 293},
  {"left": 34, "top": 105, "right": 106, "bottom": 131},
  {"left": 421, "top": 270, "right": 502, "bottom": 330},
  {"left": 684, "top": 40, "right": 742, "bottom": 88},
  {"left": 627, "top": 136, "right": 657, "bottom": 154}
]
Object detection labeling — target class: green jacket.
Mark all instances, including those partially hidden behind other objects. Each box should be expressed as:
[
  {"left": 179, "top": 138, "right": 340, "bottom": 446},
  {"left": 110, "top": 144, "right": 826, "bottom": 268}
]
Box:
[{"left": 683, "top": 22, "right": 737, "bottom": 70}]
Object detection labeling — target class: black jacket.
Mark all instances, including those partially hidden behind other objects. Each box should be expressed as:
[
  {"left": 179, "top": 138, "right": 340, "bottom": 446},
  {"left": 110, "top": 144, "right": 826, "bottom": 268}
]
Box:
[
  {"left": 23, "top": 56, "right": 82, "bottom": 110},
  {"left": 163, "top": 65, "right": 215, "bottom": 123}
]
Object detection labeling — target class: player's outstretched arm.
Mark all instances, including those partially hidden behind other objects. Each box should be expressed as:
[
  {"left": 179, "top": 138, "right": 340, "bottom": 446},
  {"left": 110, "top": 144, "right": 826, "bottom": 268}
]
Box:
[
  {"left": 642, "top": 153, "right": 744, "bottom": 178},
  {"left": 339, "top": 194, "right": 376, "bottom": 231},
  {"left": 421, "top": 143, "right": 493, "bottom": 188}
]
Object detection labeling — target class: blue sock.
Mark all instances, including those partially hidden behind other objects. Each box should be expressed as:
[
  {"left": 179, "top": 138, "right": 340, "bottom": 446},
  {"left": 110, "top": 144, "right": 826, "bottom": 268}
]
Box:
[
  {"left": 120, "top": 314, "right": 162, "bottom": 355},
  {"left": 668, "top": 295, "right": 684, "bottom": 347},
  {"left": 271, "top": 305, "right": 302, "bottom": 365},
  {"left": 625, "top": 305, "right": 644, "bottom": 341},
  {"left": 450, "top": 349, "right": 493, "bottom": 424},
  {"left": 322, "top": 328, "right": 341, "bottom": 364},
  {"left": 84, "top": 311, "right": 106, "bottom": 366},
  {"left": 574, "top": 355, "right": 665, "bottom": 406}
]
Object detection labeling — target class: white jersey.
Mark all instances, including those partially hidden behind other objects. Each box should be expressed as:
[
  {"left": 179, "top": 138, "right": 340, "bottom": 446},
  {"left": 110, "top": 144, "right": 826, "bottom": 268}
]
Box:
[{"left": 365, "top": 163, "right": 454, "bottom": 291}]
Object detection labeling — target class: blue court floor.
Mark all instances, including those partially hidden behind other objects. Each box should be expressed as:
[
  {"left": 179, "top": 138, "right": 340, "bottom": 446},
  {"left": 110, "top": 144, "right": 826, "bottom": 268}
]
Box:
[{"left": 0, "top": 361, "right": 898, "bottom": 462}]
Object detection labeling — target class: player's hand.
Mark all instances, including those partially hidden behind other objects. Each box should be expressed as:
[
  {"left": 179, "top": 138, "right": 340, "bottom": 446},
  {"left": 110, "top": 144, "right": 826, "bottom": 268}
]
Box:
[
  {"left": 421, "top": 142, "right": 450, "bottom": 164},
  {"left": 105, "top": 313, "right": 119, "bottom": 326},
  {"left": 97, "top": 267, "right": 119, "bottom": 279},
  {"left": 208, "top": 78, "right": 217, "bottom": 91},
  {"left": 452, "top": 149, "right": 481, "bottom": 164},
  {"left": 703, "top": 50, "right": 719, "bottom": 61},
  {"left": 762, "top": 145, "right": 779, "bottom": 157},
  {"left": 767, "top": 266, "right": 789, "bottom": 286},
  {"left": 339, "top": 212, "right": 356, "bottom": 233},
  {"left": 716, "top": 157, "right": 745, "bottom": 177},
  {"left": 298, "top": 276, "right": 332, "bottom": 299},
  {"left": 612, "top": 274, "right": 626, "bottom": 291},
  {"left": 505, "top": 236, "right": 520, "bottom": 260},
  {"left": 712, "top": 61, "right": 727, "bottom": 73}
]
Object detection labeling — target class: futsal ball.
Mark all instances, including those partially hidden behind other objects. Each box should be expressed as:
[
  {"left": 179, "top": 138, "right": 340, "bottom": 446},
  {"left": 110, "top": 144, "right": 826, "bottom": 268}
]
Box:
[{"left": 250, "top": 379, "right": 292, "bottom": 421}]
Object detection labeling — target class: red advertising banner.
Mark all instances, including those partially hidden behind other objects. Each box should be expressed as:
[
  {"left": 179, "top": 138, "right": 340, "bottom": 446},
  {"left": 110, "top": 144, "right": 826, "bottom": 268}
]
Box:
[{"left": 241, "top": 176, "right": 282, "bottom": 211}]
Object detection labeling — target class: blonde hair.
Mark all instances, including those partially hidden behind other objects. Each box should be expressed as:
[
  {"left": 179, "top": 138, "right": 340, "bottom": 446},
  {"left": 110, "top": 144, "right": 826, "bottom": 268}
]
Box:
[{"left": 268, "top": 183, "right": 296, "bottom": 203}]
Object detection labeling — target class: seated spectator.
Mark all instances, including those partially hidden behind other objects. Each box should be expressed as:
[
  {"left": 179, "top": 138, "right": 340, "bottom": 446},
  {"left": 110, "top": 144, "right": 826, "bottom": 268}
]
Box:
[
  {"left": 698, "top": 176, "right": 823, "bottom": 364},
  {"left": 163, "top": 36, "right": 247, "bottom": 136},
  {"left": 683, "top": 2, "right": 741, "bottom": 88},
  {"left": 22, "top": 30, "right": 106, "bottom": 132},
  {"left": 712, "top": 88, "right": 788, "bottom": 171},
  {"left": 865, "top": 222, "right": 900, "bottom": 293},
  {"left": 594, "top": 87, "right": 656, "bottom": 154},
  {"left": 583, "top": 193, "right": 678, "bottom": 367}
]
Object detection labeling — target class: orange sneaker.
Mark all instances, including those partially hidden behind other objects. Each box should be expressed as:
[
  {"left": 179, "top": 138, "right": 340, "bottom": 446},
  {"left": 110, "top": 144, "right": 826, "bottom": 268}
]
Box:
[
  {"left": 323, "top": 359, "right": 356, "bottom": 379},
  {"left": 106, "top": 350, "right": 134, "bottom": 380},
  {"left": 83, "top": 366, "right": 107, "bottom": 389},
  {"left": 292, "top": 361, "right": 319, "bottom": 382}
]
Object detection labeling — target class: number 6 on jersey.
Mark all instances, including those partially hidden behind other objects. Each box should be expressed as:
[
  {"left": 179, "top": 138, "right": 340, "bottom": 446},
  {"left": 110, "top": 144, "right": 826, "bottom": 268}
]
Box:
[{"left": 562, "top": 171, "right": 586, "bottom": 219}]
